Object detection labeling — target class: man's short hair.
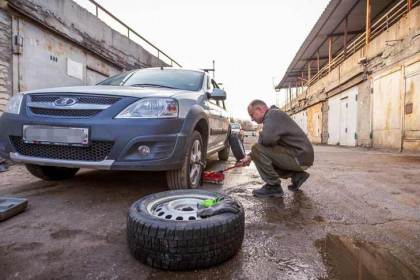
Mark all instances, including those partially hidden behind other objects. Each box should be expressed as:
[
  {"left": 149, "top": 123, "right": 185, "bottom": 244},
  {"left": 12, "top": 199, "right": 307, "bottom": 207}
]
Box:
[{"left": 249, "top": 99, "right": 267, "bottom": 109}]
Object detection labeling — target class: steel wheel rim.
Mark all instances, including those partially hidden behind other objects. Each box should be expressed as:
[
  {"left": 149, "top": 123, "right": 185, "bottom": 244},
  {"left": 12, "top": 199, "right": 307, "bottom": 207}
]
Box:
[
  {"left": 146, "top": 194, "right": 215, "bottom": 221},
  {"left": 189, "top": 139, "right": 202, "bottom": 186}
]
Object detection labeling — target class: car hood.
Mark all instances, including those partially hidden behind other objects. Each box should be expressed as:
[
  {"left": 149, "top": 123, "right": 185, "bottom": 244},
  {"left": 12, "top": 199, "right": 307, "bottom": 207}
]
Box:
[{"left": 22, "top": 85, "right": 196, "bottom": 98}]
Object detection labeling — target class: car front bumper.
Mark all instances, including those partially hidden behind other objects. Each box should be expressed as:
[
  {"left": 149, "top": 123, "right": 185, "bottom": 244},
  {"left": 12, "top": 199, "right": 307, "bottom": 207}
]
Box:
[{"left": 0, "top": 112, "right": 195, "bottom": 171}]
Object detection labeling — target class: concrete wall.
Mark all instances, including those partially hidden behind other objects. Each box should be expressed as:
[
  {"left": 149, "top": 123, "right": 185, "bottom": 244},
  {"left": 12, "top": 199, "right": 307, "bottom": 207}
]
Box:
[
  {"left": 0, "top": 0, "right": 170, "bottom": 112},
  {"left": 0, "top": 9, "right": 12, "bottom": 112},
  {"left": 356, "top": 80, "right": 372, "bottom": 148},
  {"left": 6, "top": 0, "right": 168, "bottom": 71}
]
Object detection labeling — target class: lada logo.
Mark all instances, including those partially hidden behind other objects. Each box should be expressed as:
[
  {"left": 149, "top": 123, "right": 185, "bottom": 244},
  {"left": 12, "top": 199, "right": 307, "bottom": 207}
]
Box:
[{"left": 54, "top": 97, "right": 77, "bottom": 107}]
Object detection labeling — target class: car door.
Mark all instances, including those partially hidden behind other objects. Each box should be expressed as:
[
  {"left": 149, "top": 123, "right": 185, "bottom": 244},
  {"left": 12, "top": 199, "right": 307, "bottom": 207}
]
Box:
[
  {"left": 204, "top": 75, "right": 221, "bottom": 150},
  {"left": 211, "top": 79, "right": 229, "bottom": 147}
]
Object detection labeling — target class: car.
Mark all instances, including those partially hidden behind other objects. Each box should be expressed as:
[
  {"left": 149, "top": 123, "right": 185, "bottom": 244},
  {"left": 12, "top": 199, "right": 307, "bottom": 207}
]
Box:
[
  {"left": 0, "top": 68, "right": 231, "bottom": 189},
  {"left": 230, "top": 123, "right": 244, "bottom": 142},
  {"left": 244, "top": 131, "right": 255, "bottom": 137}
]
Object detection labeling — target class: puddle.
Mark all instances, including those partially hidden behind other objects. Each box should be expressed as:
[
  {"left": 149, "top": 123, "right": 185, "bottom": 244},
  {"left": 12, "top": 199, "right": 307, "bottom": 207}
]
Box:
[{"left": 316, "top": 234, "right": 420, "bottom": 280}]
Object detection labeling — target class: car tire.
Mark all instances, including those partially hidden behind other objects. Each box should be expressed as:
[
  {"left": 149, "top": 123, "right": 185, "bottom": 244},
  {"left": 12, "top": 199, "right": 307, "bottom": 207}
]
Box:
[
  {"left": 229, "top": 133, "right": 246, "bottom": 161},
  {"left": 166, "top": 131, "right": 203, "bottom": 190},
  {"left": 218, "top": 135, "right": 230, "bottom": 161},
  {"left": 126, "top": 189, "right": 245, "bottom": 270},
  {"left": 25, "top": 164, "right": 79, "bottom": 181}
]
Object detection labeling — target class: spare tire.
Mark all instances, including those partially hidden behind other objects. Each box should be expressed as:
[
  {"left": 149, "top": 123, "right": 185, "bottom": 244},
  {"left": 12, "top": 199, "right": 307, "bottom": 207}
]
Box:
[
  {"left": 127, "top": 189, "right": 245, "bottom": 270},
  {"left": 229, "top": 133, "right": 246, "bottom": 161}
]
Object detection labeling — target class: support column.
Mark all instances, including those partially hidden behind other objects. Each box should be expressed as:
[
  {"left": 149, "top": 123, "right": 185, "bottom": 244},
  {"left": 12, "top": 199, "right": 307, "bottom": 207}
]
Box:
[
  {"left": 366, "top": 0, "right": 371, "bottom": 45},
  {"left": 344, "top": 16, "right": 348, "bottom": 58},
  {"left": 317, "top": 51, "right": 320, "bottom": 80},
  {"left": 307, "top": 62, "right": 311, "bottom": 84},
  {"left": 328, "top": 37, "right": 332, "bottom": 73},
  {"left": 408, "top": 0, "right": 412, "bottom": 12}
]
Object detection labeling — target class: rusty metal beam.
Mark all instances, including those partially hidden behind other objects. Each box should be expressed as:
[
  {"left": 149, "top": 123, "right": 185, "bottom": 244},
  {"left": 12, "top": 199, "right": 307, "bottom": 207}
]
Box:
[
  {"left": 317, "top": 51, "right": 320, "bottom": 73},
  {"left": 328, "top": 37, "right": 332, "bottom": 73},
  {"left": 408, "top": 0, "right": 412, "bottom": 11},
  {"left": 344, "top": 16, "right": 348, "bottom": 58},
  {"left": 366, "top": 0, "right": 371, "bottom": 45},
  {"left": 326, "top": 29, "right": 364, "bottom": 37},
  {"left": 307, "top": 62, "right": 311, "bottom": 82},
  {"left": 305, "top": 56, "right": 329, "bottom": 61}
]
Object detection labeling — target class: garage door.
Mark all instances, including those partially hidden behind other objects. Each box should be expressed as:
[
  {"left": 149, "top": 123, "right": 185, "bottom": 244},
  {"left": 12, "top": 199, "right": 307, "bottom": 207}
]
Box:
[
  {"left": 403, "top": 61, "right": 420, "bottom": 151},
  {"left": 372, "top": 70, "right": 402, "bottom": 149},
  {"left": 292, "top": 110, "right": 308, "bottom": 135},
  {"left": 327, "top": 86, "right": 358, "bottom": 146}
]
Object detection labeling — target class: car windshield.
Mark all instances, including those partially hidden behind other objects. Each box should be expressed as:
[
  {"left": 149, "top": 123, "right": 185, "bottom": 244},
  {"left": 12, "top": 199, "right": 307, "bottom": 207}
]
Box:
[
  {"left": 98, "top": 69, "right": 204, "bottom": 91},
  {"left": 231, "top": 124, "right": 240, "bottom": 129}
]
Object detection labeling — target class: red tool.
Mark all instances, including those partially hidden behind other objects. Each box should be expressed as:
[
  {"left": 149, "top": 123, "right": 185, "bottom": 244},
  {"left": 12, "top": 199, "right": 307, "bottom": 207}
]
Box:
[{"left": 202, "top": 163, "right": 243, "bottom": 184}]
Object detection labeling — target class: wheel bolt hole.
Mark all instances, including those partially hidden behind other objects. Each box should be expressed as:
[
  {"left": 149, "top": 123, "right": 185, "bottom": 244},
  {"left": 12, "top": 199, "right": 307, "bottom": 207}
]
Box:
[
  {"left": 176, "top": 217, "right": 183, "bottom": 220},
  {"left": 181, "top": 207, "right": 194, "bottom": 211},
  {"left": 189, "top": 217, "right": 196, "bottom": 220},
  {"left": 158, "top": 212, "right": 164, "bottom": 216},
  {"left": 165, "top": 215, "right": 172, "bottom": 219},
  {"left": 156, "top": 208, "right": 162, "bottom": 212}
]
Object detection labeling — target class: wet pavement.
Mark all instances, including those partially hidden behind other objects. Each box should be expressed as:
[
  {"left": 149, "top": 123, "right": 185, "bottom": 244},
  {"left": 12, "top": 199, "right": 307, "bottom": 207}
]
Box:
[{"left": 0, "top": 136, "right": 419, "bottom": 280}]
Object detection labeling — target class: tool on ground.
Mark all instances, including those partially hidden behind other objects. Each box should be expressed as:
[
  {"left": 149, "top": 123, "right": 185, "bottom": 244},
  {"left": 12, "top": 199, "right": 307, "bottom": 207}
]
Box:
[
  {"left": 202, "top": 163, "right": 243, "bottom": 184},
  {"left": 198, "top": 198, "right": 240, "bottom": 217},
  {"left": 200, "top": 196, "right": 220, "bottom": 207}
]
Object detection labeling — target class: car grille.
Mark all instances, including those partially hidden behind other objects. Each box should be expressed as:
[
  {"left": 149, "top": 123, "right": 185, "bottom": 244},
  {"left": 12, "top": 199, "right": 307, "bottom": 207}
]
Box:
[
  {"left": 30, "top": 108, "right": 102, "bottom": 117},
  {"left": 30, "top": 95, "right": 121, "bottom": 105},
  {"left": 27, "top": 94, "right": 121, "bottom": 118},
  {"left": 10, "top": 136, "right": 114, "bottom": 162}
]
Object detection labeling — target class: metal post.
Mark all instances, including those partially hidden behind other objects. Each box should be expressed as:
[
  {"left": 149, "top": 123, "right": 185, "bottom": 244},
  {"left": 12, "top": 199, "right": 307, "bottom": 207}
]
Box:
[
  {"left": 95, "top": 5, "right": 98, "bottom": 17},
  {"left": 307, "top": 62, "right": 311, "bottom": 85},
  {"left": 408, "top": 0, "right": 412, "bottom": 12},
  {"left": 344, "top": 16, "right": 348, "bottom": 58},
  {"left": 317, "top": 50, "right": 320, "bottom": 73},
  {"left": 328, "top": 37, "right": 332, "bottom": 73},
  {"left": 288, "top": 85, "right": 292, "bottom": 111},
  {"left": 366, "top": 0, "right": 371, "bottom": 45}
]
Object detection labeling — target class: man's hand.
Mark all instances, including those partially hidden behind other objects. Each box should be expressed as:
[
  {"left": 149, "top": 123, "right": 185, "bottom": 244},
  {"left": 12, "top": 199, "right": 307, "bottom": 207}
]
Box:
[{"left": 239, "top": 155, "right": 252, "bottom": 167}]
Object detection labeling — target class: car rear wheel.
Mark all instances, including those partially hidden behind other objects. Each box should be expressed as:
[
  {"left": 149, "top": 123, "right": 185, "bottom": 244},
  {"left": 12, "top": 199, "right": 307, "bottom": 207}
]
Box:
[
  {"left": 218, "top": 136, "right": 230, "bottom": 161},
  {"left": 166, "top": 131, "right": 203, "bottom": 190},
  {"left": 25, "top": 164, "right": 79, "bottom": 181},
  {"left": 229, "top": 133, "right": 246, "bottom": 161}
]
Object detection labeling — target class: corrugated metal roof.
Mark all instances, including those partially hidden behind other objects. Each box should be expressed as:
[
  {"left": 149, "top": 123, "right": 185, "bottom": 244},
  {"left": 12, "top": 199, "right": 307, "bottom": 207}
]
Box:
[{"left": 277, "top": 0, "right": 397, "bottom": 89}]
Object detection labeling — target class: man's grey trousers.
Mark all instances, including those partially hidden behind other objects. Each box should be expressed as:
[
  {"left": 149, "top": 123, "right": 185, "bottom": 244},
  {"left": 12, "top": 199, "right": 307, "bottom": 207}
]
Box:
[{"left": 250, "top": 143, "right": 308, "bottom": 185}]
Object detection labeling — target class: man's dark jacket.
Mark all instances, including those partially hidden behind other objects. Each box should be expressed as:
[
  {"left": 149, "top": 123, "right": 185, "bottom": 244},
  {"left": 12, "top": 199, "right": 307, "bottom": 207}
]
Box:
[{"left": 258, "top": 106, "right": 314, "bottom": 167}]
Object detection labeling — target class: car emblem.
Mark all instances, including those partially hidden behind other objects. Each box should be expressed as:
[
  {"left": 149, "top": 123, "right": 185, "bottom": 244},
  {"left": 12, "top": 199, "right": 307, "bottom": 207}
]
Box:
[{"left": 54, "top": 97, "right": 77, "bottom": 107}]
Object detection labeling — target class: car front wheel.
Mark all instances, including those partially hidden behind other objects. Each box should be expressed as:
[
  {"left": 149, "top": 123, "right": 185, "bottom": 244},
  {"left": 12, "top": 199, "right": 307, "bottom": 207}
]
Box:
[{"left": 166, "top": 130, "right": 203, "bottom": 189}]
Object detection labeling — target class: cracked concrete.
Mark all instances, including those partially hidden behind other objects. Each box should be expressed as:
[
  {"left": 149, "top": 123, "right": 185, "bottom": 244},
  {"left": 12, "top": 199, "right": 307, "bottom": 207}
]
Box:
[{"left": 0, "top": 136, "right": 419, "bottom": 279}]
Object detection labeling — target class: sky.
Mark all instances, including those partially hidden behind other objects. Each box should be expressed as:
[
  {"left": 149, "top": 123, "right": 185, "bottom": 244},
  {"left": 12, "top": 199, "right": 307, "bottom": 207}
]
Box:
[{"left": 76, "top": 0, "right": 330, "bottom": 120}]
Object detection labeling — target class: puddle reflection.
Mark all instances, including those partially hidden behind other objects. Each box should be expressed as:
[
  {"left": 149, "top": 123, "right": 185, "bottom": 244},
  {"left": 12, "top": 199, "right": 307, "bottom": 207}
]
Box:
[{"left": 316, "top": 234, "right": 420, "bottom": 280}]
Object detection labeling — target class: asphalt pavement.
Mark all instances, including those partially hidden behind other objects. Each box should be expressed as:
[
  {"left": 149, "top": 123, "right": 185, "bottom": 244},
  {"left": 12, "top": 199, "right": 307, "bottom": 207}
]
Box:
[{"left": 0, "top": 136, "right": 419, "bottom": 280}]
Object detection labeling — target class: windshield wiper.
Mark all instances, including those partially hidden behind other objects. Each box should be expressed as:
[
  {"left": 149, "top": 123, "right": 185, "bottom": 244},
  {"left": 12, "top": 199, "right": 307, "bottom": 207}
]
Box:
[{"left": 129, "top": 83, "right": 180, "bottom": 90}]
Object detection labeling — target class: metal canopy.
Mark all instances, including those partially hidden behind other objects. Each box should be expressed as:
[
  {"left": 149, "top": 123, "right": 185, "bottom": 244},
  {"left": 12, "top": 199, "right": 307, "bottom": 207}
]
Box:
[{"left": 276, "top": 0, "right": 397, "bottom": 89}]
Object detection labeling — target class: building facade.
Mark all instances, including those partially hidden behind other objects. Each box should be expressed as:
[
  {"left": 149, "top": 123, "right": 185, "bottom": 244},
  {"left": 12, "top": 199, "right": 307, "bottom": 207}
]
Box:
[{"left": 278, "top": 0, "right": 420, "bottom": 151}]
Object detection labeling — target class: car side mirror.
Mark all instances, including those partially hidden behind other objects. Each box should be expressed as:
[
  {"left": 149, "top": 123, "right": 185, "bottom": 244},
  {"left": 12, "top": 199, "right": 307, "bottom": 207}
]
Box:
[{"left": 208, "top": 88, "right": 227, "bottom": 100}]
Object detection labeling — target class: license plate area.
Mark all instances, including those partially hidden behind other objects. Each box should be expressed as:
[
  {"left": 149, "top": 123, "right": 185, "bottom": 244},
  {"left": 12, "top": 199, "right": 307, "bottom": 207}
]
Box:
[{"left": 23, "top": 125, "right": 89, "bottom": 147}]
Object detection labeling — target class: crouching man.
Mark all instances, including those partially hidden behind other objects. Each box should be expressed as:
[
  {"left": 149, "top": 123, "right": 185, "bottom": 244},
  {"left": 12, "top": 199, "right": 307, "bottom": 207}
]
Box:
[{"left": 239, "top": 100, "right": 314, "bottom": 197}]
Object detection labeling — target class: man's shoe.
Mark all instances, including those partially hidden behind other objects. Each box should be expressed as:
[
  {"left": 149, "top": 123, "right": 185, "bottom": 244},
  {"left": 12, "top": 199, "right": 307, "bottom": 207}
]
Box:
[
  {"left": 288, "top": 171, "right": 310, "bottom": 191},
  {"left": 252, "top": 183, "right": 284, "bottom": 197}
]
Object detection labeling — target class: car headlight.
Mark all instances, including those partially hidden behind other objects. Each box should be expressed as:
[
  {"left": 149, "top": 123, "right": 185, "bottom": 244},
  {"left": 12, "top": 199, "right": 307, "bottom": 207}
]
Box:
[
  {"left": 115, "top": 98, "right": 178, "bottom": 119},
  {"left": 4, "top": 93, "right": 24, "bottom": 114}
]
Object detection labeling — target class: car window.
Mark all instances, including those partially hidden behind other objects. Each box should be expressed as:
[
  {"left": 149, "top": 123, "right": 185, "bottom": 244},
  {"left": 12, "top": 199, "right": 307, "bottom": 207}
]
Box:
[
  {"left": 99, "top": 69, "right": 204, "bottom": 91},
  {"left": 97, "top": 71, "right": 135, "bottom": 85},
  {"left": 232, "top": 124, "right": 240, "bottom": 129}
]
